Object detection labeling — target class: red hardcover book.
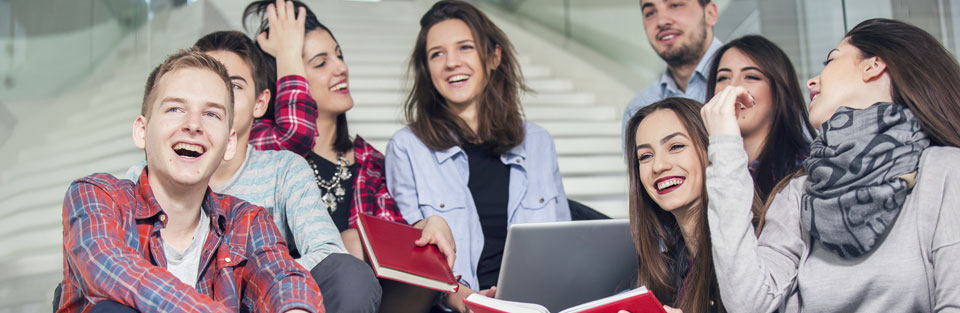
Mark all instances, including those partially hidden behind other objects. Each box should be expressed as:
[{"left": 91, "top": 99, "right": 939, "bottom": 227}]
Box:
[
  {"left": 356, "top": 213, "right": 458, "bottom": 293},
  {"left": 463, "top": 287, "right": 667, "bottom": 313}
]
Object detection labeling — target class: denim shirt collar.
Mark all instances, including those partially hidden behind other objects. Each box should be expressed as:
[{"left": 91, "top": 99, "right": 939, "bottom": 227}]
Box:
[{"left": 432, "top": 141, "right": 527, "bottom": 166}]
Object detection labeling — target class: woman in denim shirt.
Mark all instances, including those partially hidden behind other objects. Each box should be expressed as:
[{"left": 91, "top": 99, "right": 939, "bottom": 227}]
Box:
[{"left": 385, "top": 1, "right": 570, "bottom": 311}]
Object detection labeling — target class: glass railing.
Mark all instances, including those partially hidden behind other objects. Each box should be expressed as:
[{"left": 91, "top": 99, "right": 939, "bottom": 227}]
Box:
[
  {"left": 0, "top": 0, "right": 208, "bottom": 145},
  {"left": 0, "top": 0, "right": 206, "bottom": 104},
  {"left": 479, "top": 0, "right": 960, "bottom": 95}
]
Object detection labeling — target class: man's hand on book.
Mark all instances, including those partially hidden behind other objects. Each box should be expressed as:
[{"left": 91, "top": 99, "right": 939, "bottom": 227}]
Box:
[{"left": 414, "top": 215, "right": 457, "bottom": 268}]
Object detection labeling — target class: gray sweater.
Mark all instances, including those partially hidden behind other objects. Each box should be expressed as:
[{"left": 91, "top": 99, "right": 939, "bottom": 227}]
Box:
[{"left": 706, "top": 135, "right": 960, "bottom": 313}]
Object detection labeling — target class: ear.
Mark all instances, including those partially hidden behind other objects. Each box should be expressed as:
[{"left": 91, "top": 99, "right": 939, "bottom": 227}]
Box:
[
  {"left": 132, "top": 116, "right": 148, "bottom": 151},
  {"left": 860, "top": 56, "right": 887, "bottom": 82},
  {"left": 488, "top": 45, "right": 502, "bottom": 71},
  {"left": 704, "top": 2, "right": 719, "bottom": 27},
  {"left": 253, "top": 89, "right": 271, "bottom": 118},
  {"left": 223, "top": 129, "right": 238, "bottom": 162}
]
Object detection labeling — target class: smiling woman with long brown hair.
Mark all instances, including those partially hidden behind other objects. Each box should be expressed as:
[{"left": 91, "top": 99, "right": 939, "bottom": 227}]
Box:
[
  {"left": 385, "top": 1, "right": 570, "bottom": 311},
  {"left": 702, "top": 18, "right": 960, "bottom": 313},
  {"left": 624, "top": 97, "right": 728, "bottom": 313}
]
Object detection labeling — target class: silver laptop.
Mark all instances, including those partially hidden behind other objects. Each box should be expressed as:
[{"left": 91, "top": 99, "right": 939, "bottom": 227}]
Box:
[{"left": 494, "top": 219, "right": 638, "bottom": 312}]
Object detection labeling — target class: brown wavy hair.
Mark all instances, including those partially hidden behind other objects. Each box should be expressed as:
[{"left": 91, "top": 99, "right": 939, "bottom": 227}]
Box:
[
  {"left": 404, "top": 0, "right": 527, "bottom": 154},
  {"left": 623, "top": 97, "right": 725, "bottom": 313}
]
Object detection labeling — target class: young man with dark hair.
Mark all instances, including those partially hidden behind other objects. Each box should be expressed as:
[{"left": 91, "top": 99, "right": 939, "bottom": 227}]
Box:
[
  {"left": 124, "top": 30, "right": 382, "bottom": 313},
  {"left": 622, "top": 0, "right": 721, "bottom": 134},
  {"left": 58, "top": 49, "right": 321, "bottom": 313}
]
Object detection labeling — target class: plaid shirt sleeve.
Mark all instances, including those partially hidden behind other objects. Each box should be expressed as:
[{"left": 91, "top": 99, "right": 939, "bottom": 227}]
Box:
[
  {"left": 234, "top": 205, "right": 324, "bottom": 313},
  {"left": 250, "top": 75, "right": 318, "bottom": 156},
  {"left": 349, "top": 136, "right": 406, "bottom": 229},
  {"left": 61, "top": 176, "right": 230, "bottom": 313}
]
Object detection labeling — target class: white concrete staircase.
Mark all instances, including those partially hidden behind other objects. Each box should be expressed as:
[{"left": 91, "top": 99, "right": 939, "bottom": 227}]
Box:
[{"left": 0, "top": 0, "right": 634, "bottom": 311}]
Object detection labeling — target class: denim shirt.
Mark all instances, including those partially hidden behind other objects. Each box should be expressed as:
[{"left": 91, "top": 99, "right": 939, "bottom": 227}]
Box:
[
  {"left": 622, "top": 38, "right": 723, "bottom": 136},
  {"left": 385, "top": 122, "right": 571, "bottom": 290}
]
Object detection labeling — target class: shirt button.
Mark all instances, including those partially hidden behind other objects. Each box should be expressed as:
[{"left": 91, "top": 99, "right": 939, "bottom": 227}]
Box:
[
  {"left": 515, "top": 158, "right": 521, "bottom": 163},
  {"left": 539, "top": 198, "right": 544, "bottom": 203},
  {"left": 224, "top": 257, "right": 232, "bottom": 263},
  {"left": 159, "top": 214, "right": 166, "bottom": 222},
  {"left": 439, "top": 203, "right": 445, "bottom": 208}
]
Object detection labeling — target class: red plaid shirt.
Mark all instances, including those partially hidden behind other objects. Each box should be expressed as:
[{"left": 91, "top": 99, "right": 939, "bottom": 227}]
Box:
[
  {"left": 58, "top": 170, "right": 323, "bottom": 313},
  {"left": 250, "top": 75, "right": 318, "bottom": 156},
  {"left": 348, "top": 136, "right": 405, "bottom": 228}
]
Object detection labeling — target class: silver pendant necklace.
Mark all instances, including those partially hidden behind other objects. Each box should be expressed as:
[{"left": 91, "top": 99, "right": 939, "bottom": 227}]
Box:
[{"left": 306, "top": 152, "right": 352, "bottom": 212}]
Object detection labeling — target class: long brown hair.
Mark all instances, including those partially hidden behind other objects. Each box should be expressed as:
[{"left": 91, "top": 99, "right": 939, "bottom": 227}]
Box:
[
  {"left": 758, "top": 18, "right": 960, "bottom": 236},
  {"left": 243, "top": 0, "right": 353, "bottom": 152},
  {"left": 845, "top": 18, "right": 960, "bottom": 148},
  {"left": 706, "top": 35, "right": 815, "bottom": 201},
  {"left": 624, "top": 97, "right": 724, "bottom": 313},
  {"left": 404, "top": 0, "right": 527, "bottom": 155}
]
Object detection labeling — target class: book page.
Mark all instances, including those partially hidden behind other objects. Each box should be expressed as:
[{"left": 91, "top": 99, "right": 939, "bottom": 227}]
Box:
[{"left": 559, "top": 286, "right": 650, "bottom": 313}]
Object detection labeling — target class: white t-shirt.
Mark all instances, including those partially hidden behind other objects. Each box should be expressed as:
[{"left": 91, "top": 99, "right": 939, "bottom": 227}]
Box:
[{"left": 162, "top": 209, "right": 210, "bottom": 288}]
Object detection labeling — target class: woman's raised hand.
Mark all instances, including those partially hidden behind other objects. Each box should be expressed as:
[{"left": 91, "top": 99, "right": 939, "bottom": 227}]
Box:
[
  {"left": 700, "top": 85, "right": 755, "bottom": 137},
  {"left": 257, "top": 0, "right": 307, "bottom": 77}
]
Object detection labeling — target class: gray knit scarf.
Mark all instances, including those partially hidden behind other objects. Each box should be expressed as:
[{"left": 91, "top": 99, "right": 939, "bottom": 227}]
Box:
[{"left": 801, "top": 102, "right": 929, "bottom": 258}]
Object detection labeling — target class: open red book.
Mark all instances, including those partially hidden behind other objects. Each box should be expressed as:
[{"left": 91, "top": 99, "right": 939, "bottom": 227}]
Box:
[
  {"left": 463, "top": 287, "right": 666, "bottom": 313},
  {"left": 356, "top": 213, "right": 458, "bottom": 293}
]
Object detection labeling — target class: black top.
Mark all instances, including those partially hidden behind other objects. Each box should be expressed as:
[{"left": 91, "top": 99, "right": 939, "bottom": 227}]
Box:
[
  {"left": 463, "top": 144, "right": 511, "bottom": 290},
  {"left": 305, "top": 152, "right": 359, "bottom": 233}
]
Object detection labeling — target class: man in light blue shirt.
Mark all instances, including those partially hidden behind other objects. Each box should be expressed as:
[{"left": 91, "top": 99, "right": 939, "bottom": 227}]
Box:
[{"left": 622, "top": 0, "right": 723, "bottom": 135}]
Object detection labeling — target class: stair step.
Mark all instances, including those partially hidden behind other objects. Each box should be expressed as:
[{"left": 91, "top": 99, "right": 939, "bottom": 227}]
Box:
[
  {"left": 0, "top": 185, "right": 67, "bottom": 219},
  {"left": 558, "top": 156, "right": 626, "bottom": 175},
  {"left": 344, "top": 53, "right": 533, "bottom": 66},
  {"left": 0, "top": 260, "right": 60, "bottom": 309},
  {"left": 563, "top": 175, "right": 627, "bottom": 198},
  {"left": 348, "top": 76, "right": 569, "bottom": 92},
  {"left": 347, "top": 106, "right": 617, "bottom": 123},
  {"left": 0, "top": 204, "right": 61, "bottom": 246},
  {"left": 1, "top": 151, "right": 141, "bottom": 200},
  {"left": 353, "top": 91, "right": 594, "bottom": 106},
  {"left": 347, "top": 63, "right": 551, "bottom": 78},
  {"left": 16, "top": 120, "right": 132, "bottom": 164},
  {"left": 0, "top": 221, "right": 62, "bottom": 262},
  {"left": 577, "top": 199, "right": 629, "bottom": 219}
]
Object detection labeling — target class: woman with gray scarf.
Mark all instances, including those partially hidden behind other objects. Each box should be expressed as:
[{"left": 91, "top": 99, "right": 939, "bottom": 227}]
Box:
[{"left": 700, "top": 19, "right": 960, "bottom": 313}]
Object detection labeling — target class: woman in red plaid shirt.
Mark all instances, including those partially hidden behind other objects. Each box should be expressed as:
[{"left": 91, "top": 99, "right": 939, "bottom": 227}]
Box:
[{"left": 243, "top": 0, "right": 454, "bottom": 266}]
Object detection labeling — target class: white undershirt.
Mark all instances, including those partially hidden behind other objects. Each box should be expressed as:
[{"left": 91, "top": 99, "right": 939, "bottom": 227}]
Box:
[{"left": 162, "top": 209, "right": 210, "bottom": 288}]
